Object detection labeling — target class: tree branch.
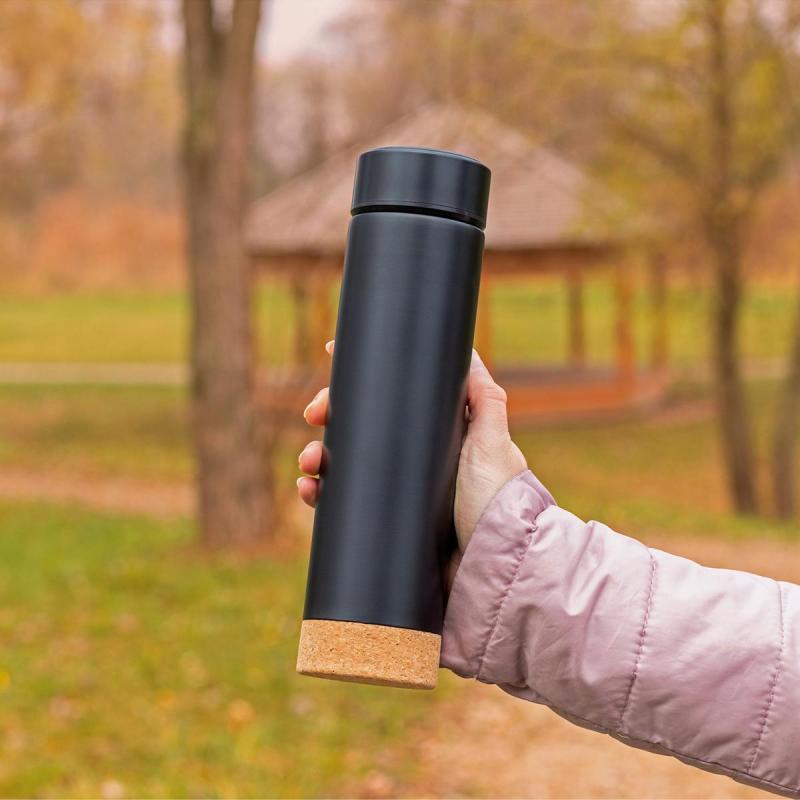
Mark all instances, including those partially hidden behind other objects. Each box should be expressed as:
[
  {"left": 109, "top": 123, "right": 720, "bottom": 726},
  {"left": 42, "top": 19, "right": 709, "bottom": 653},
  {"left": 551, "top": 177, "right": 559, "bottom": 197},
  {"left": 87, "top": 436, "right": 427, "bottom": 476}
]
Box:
[{"left": 611, "top": 113, "right": 701, "bottom": 181}]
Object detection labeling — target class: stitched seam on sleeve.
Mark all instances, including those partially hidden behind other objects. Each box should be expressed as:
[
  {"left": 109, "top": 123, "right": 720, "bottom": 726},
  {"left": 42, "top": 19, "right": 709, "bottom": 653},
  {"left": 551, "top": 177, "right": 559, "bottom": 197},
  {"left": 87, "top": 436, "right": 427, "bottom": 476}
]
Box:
[
  {"left": 618, "top": 550, "right": 657, "bottom": 732},
  {"left": 746, "top": 580, "right": 786, "bottom": 776},
  {"left": 474, "top": 521, "right": 537, "bottom": 683}
]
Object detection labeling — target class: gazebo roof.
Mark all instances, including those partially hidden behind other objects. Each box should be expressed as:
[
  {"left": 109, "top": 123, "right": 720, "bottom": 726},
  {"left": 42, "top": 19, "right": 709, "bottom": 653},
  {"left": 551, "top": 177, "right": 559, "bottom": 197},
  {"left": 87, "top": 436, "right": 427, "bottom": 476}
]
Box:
[{"left": 245, "top": 103, "right": 626, "bottom": 258}]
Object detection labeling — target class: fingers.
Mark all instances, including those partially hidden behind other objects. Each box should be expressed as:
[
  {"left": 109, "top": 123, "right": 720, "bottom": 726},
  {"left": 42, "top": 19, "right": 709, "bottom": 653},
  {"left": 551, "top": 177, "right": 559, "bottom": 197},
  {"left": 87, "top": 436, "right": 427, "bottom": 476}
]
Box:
[
  {"left": 303, "top": 386, "right": 329, "bottom": 426},
  {"left": 298, "top": 440, "right": 324, "bottom": 475},
  {"left": 298, "top": 341, "right": 335, "bottom": 507},
  {"left": 297, "top": 440, "right": 325, "bottom": 507},
  {"left": 303, "top": 340, "right": 335, "bottom": 426},
  {"left": 466, "top": 349, "right": 509, "bottom": 436},
  {"left": 296, "top": 476, "right": 319, "bottom": 508}
]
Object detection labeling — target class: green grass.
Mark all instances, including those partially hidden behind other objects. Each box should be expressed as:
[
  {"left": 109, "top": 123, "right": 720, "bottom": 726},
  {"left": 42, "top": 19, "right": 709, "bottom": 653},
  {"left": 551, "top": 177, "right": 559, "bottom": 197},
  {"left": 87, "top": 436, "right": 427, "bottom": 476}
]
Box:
[
  {"left": 0, "top": 292, "right": 190, "bottom": 364},
  {"left": 0, "top": 277, "right": 795, "bottom": 367},
  {"left": 0, "top": 289, "right": 797, "bottom": 797},
  {"left": 0, "top": 385, "right": 191, "bottom": 482},
  {"left": 0, "top": 276, "right": 796, "bottom": 799},
  {"left": 0, "top": 378, "right": 796, "bottom": 542},
  {"left": 491, "top": 275, "right": 796, "bottom": 367},
  {"left": 0, "top": 501, "right": 447, "bottom": 798},
  {"left": 0, "top": 379, "right": 794, "bottom": 800},
  {"left": 0, "top": 285, "right": 300, "bottom": 366},
  {"left": 0, "top": 384, "right": 311, "bottom": 487},
  {"left": 515, "top": 381, "right": 798, "bottom": 542}
]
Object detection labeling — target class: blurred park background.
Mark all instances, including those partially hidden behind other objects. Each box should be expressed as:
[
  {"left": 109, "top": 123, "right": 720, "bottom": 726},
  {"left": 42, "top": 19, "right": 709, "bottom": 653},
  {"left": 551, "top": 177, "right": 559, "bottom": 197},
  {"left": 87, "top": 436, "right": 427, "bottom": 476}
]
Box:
[{"left": 1, "top": 0, "right": 799, "bottom": 797}]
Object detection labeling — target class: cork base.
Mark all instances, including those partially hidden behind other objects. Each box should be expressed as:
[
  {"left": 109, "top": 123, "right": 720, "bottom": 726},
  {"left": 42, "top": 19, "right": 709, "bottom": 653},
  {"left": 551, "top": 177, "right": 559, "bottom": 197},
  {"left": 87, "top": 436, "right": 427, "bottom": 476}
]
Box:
[{"left": 296, "top": 619, "right": 441, "bottom": 690}]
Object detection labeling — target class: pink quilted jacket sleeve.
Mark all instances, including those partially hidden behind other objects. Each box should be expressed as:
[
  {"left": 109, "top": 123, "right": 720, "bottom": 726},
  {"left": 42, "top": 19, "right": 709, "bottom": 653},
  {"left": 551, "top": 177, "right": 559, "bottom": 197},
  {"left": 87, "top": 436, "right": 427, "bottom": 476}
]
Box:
[{"left": 441, "top": 471, "right": 800, "bottom": 798}]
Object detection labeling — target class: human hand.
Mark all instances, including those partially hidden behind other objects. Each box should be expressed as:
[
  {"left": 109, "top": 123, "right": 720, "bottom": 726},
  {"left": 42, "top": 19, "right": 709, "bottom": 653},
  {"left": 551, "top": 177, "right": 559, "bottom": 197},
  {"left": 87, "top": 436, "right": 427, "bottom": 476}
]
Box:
[{"left": 297, "top": 342, "right": 527, "bottom": 552}]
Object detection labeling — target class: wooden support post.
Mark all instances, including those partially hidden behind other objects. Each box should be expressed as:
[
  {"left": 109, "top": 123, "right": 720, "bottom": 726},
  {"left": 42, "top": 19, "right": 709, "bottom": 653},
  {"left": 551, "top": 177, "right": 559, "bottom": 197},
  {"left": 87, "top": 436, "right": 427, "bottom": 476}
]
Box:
[
  {"left": 614, "top": 263, "right": 635, "bottom": 386},
  {"left": 291, "top": 277, "right": 311, "bottom": 365},
  {"left": 309, "top": 272, "right": 333, "bottom": 369},
  {"left": 474, "top": 275, "right": 493, "bottom": 370},
  {"left": 290, "top": 266, "right": 333, "bottom": 369},
  {"left": 649, "top": 249, "right": 668, "bottom": 372},
  {"left": 567, "top": 268, "right": 586, "bottom": 368}
]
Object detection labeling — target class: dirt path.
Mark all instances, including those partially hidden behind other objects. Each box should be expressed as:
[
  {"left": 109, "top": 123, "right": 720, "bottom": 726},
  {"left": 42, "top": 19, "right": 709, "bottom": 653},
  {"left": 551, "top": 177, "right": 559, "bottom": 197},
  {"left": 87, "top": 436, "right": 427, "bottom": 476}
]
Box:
[
  {"left": 394, "top": 532, "right": 799, "bottom": 799},
  {"left": 0, "top": 468, "right": 193, "bottom": 517},
  {"left": 0, "top": 362, "right": 186, "bottom": 385},
  {"left": 0, "top": 357, "right": 787, "bottom": 388},
  {"left": 401, "top": 685, "right": 773, "bottom": 799}
]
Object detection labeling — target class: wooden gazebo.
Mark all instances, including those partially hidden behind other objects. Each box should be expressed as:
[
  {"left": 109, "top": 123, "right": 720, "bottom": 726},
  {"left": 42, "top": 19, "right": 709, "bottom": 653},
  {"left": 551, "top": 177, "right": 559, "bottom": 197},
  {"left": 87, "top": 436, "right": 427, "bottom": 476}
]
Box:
[{"left": 245, "top": 104, "right": 668, "bottom": 425}]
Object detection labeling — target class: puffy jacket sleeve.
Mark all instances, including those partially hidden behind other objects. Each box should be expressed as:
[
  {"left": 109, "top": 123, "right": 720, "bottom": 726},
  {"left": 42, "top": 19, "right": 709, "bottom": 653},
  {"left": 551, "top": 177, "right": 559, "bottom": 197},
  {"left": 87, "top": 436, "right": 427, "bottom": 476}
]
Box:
[{"left": 441, "top": 470, "right": 800, "bottom": 798}]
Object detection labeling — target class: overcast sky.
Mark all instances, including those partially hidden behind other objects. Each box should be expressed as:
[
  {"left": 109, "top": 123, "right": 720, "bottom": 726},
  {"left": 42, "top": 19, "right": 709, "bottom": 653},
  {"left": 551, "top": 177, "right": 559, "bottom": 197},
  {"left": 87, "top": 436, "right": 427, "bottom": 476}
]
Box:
[{"left": 262, "top": 0, "right": 352, "bottom": 64}]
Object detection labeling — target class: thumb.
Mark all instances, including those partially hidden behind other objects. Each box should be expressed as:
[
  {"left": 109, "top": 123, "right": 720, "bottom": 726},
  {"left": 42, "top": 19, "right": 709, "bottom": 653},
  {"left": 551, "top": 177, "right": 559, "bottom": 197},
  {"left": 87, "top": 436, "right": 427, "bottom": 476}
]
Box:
[{"left": 466, "top": 349, "right": 509, "bottom": 437}]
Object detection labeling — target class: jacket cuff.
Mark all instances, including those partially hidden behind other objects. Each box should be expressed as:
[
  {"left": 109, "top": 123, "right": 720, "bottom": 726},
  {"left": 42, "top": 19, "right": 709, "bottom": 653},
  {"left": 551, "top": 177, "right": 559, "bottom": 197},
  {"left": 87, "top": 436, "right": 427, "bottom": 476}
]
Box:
[{"left": 441, "top": 469, "right": 554, "bottom": 678}]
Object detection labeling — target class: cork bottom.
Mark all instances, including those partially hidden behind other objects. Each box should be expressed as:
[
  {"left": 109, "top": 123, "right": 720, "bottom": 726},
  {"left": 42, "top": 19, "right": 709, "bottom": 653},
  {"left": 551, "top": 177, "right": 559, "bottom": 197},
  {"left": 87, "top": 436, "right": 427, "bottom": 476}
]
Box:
[{"left": 296, "top": 619, "right": 441, "bottom": 690}]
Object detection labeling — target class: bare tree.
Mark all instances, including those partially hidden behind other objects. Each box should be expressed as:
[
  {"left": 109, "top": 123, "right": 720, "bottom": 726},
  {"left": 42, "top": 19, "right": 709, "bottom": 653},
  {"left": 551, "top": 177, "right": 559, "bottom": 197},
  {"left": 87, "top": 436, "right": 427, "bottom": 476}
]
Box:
[
  {"left": 774, "top": 292, "right": 800, "bottom": 517},
  {"left": 182, "top": 0, "right": 271, "bottom": 547},
  {"left": 770, "top": 3, "right": 800, "bottom": 519},
  {"left": 703, "top": 0, "right": 759, "bottom": 513},
  {"left": 579, "top": 0, "right": 800, "bottom": 515}
]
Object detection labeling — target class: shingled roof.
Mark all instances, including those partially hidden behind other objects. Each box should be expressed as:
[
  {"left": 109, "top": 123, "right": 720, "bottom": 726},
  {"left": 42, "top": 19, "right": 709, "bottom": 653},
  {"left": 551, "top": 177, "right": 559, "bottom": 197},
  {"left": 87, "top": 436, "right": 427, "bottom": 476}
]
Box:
[{"left": 245, "top": 103, "right": 625, "bottom": 258}]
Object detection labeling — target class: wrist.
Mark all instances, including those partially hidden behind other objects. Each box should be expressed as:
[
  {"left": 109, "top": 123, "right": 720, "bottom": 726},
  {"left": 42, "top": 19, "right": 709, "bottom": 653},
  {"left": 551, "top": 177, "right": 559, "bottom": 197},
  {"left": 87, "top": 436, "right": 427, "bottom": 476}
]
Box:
[{"left": 455, "top": 439, "right": 528, "bottom": 552}]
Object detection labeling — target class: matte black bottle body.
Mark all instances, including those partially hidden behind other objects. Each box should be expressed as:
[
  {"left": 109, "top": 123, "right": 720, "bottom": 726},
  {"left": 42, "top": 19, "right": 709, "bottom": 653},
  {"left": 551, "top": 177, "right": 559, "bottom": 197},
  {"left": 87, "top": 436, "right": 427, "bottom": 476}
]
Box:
[{"left": 303, "top": 209, "right": 484, "bottom": 635}]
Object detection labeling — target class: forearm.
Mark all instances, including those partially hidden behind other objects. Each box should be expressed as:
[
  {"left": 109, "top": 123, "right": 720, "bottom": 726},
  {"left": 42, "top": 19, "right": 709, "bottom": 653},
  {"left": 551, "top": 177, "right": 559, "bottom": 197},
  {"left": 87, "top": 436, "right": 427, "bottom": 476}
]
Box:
[{"left": 442, "top": 471, "right": 800, "bottom": 798}]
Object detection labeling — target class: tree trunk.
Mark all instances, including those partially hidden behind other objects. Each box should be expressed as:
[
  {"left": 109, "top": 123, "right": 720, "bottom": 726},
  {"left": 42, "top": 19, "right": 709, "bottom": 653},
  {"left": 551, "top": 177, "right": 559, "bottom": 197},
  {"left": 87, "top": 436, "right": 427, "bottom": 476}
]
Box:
[
  {"left": 708, "top": 216, "right": 759, "bottom": 513},
  {"left": 182, "top": 0, "right": 272, "bottom": 547},
  {"left": 773, "top": 292, "right": 800, "bottom": 518},
  {"left": 648, "top": 249, "right": 668, "bottom": 372},
  {"left": 705, "top": 0, "right": 759, "bottom": 515}
]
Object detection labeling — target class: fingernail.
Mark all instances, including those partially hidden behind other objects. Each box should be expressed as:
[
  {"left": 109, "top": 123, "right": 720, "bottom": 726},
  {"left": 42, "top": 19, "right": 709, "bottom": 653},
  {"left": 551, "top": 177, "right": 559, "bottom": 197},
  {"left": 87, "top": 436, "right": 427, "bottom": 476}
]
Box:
[
  {"left": 303, "top": 394, "right": 319, "bottom": 420},
  {"left": 296, "top": 477, "right": 304, "bottom": 489},
  {"left": 471, "top": 348, "right": 485, "bottom": 368},
  {"left": 325, "top": 340, "right": 334, "bottom": 354}
]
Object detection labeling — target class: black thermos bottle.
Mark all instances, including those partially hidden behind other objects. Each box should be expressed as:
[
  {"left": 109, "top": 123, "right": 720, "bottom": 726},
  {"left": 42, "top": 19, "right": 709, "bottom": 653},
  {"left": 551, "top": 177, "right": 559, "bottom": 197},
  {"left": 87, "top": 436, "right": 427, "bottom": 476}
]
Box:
[{"left": 296, "top": 147, "right": 490, "bottom": 689}]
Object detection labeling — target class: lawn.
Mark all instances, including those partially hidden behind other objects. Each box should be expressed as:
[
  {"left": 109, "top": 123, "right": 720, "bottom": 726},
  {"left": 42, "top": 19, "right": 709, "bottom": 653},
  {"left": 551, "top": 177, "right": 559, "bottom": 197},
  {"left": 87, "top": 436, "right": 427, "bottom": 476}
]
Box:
[
  {"left": 0, "top": 277, "right": 796, "bottom": 367},
  {"left": 0, "top": 379, "right": 795, "bottom": 542},
  {"left": 0, "top": 281, "right": 797, "bottom": 798},
  {"left": 518, "top": 381, "right": 798, "bottom": 542},
  {"left": 0, "top": 385, "right": 191, "bottom": 482},
  {"left": 0, "top": 380, "right": 795, "bottom": 799},
  {"left": 0, "top": 501, "right": 449, "bottom": 798},
  {"left": 0, "top": 286, "right": 297, "bottom": 367},
  {"left": 491, "top": 274, "right": 796, "bottom": 367}
]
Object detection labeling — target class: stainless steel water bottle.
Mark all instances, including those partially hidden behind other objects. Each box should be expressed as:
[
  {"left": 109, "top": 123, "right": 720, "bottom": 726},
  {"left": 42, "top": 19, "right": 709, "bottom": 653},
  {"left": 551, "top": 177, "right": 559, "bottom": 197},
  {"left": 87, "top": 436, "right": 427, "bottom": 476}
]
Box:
[{"left": 296, "top": 146, "right": 490, "bottom": 689}]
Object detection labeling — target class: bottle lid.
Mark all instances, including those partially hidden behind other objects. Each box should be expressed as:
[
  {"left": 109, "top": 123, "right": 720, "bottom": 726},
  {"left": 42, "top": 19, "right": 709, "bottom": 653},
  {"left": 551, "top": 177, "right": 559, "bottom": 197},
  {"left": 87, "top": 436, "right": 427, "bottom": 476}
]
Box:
[{"left": 351, "top": 146, "right": 491, "bottom": 230}]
